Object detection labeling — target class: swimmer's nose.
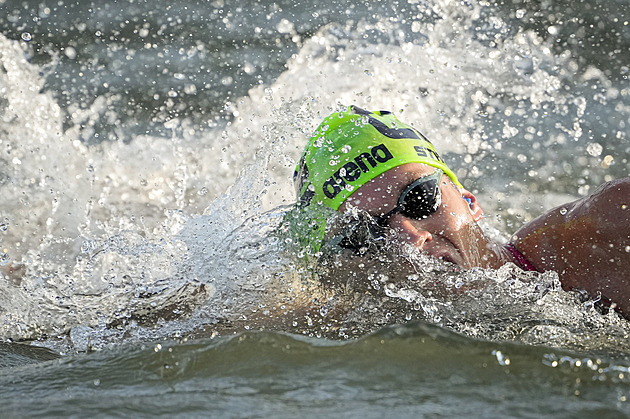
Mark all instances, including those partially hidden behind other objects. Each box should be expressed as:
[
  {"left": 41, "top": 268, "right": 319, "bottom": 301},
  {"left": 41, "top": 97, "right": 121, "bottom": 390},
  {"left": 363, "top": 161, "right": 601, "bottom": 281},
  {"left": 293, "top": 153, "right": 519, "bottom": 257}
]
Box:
[{"left": 390, "top": 215, "right": 433, "bottom": 248}]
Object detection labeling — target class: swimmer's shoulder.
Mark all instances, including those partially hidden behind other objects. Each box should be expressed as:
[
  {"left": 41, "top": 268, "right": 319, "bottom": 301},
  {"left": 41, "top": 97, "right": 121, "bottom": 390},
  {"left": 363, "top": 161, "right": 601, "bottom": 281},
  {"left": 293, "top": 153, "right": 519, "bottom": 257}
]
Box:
[
  {"left": 512, "top": 177, "right": 630, "bottom": 272},
  {"left": 566, "top": 177, "right": 630, "bottom": 237},
  {"left": 514, "top": 178, "right": 630, "bottom": 238}
]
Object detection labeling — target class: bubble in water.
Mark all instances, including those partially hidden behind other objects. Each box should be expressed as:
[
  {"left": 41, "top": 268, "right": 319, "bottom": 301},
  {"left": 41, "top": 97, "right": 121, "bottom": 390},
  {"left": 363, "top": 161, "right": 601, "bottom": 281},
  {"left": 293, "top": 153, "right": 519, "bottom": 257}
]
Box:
[
  {"left": 586, "top": 142, "right": 603, "bottom": 157},
  {"left": 21, "top": 32, "right": 32, "bottom": 41}
]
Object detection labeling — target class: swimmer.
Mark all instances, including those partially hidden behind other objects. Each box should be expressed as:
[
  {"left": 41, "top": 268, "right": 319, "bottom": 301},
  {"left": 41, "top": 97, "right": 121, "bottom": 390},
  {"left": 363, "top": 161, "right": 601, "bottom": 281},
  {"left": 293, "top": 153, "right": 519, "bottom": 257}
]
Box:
[{"left": 293, "top": 106, "right": 630, "bottom": 317}]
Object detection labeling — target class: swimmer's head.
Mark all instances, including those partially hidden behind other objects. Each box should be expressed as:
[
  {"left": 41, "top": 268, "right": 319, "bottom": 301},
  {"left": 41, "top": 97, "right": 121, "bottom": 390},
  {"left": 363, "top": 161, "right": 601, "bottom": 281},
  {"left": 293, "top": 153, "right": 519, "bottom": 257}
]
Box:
[{"left": 294, "top": 105, "right": 462, "bottom": 210}]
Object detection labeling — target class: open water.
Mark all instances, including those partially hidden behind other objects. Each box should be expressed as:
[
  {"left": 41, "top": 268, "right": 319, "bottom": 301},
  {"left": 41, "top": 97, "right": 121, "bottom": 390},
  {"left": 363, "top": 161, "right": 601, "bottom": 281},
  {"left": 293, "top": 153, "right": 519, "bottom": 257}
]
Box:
[{"left": 1, "top": 0, "right": 630, "bottom": 417}]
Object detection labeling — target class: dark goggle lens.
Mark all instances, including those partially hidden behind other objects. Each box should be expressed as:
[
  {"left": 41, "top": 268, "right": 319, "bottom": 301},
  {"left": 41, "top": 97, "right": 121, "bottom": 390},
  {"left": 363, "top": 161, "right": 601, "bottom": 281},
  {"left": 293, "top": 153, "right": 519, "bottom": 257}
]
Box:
[
  {"left": 332, "top": 170, "right": 444, "bottom": 252},
  {"left": 398, "top": 178, "right": 441, "bottom": 219}
]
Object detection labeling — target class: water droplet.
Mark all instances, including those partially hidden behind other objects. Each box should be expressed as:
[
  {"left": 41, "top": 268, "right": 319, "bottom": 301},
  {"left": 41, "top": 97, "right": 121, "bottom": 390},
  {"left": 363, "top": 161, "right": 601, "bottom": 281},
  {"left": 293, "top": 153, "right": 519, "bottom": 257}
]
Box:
[
  {"left": 493, "top": 350, "right": 511, "bottom": 366},
  {"left": 184, "top": 84, "right": 197, "bottom": 95},
  {"left": 602, "top": 155, "right": 614, "bottom": 168},
  {"left": 586, "top": 142, "right": 603, "bottom": 157},
  {"left": 197, "top": 187, "right": 208, "bottom": 196},
  {"left": 341, "top": 145, "right": 352, "bottom": 153},
  {"left": 278, "top": 18, "right": 296, "bottom": 34},
  {"left": 21, "top": 32, "right": 32, "bottom": 41},
  {"left": 559, "top": 207, "right": 568, "bottom": 215},
  {"left": 64, "top": 46, "right": 76, "bottom": 59}
]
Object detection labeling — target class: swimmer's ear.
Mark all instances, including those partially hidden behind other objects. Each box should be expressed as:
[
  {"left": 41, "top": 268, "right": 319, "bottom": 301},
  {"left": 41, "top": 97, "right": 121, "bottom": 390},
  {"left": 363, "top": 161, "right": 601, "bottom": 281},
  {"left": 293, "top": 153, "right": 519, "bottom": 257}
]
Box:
[{"left": 462, "top": 190, "right": 483, "bottom": 221}]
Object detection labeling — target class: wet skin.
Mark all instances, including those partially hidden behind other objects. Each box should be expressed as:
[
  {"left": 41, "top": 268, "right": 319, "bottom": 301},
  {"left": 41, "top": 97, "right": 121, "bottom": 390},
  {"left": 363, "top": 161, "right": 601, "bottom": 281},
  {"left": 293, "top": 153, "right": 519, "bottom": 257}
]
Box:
[
  {"left": 339, "top": 163, "right": 514, "bottom": 270},
  {"left": 338, "top": 163, "right": 630, "bottom": 317},
  {"left": 514, "top": 179, "right": 630, "bottom": 316}
]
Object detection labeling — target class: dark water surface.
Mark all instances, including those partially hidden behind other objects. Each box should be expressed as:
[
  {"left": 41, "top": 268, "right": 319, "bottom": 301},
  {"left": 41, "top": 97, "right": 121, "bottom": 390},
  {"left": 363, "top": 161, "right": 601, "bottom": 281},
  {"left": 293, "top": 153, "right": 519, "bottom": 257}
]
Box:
[{"left": 2, "top": 324, "right": 630, "bottom": 417}]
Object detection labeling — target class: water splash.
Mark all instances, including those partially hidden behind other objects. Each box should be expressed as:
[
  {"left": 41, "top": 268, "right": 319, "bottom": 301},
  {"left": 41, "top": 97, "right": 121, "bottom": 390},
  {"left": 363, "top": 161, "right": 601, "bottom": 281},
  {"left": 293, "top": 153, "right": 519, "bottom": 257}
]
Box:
[{"left": 0, "top": 0, "right": 628, "bottom": 354}]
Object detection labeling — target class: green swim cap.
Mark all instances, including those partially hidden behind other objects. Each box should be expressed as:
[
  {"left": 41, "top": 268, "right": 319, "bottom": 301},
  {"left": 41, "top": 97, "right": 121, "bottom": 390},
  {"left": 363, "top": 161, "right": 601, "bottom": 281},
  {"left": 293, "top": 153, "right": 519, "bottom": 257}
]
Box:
[{"left": 294, "top": 105, "right": 462, "bottom": 210}]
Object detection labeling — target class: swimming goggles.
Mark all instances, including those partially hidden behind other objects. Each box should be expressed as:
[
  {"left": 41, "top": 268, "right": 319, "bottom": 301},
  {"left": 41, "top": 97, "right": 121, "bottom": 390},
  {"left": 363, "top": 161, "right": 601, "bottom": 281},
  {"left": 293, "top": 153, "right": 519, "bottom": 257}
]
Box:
[
  {"left": 331, "top": 169, "right": 444, "bottom": 252},
  {"left": 374, "top": 168, "right": 443, "bottom": 227}
]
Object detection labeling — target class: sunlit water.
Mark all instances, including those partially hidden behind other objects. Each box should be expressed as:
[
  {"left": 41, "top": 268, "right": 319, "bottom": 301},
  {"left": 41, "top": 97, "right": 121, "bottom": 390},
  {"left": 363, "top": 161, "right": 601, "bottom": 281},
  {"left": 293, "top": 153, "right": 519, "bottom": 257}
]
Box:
[{"left": 1, "top": 0, "right": 630, "bottom": 416}]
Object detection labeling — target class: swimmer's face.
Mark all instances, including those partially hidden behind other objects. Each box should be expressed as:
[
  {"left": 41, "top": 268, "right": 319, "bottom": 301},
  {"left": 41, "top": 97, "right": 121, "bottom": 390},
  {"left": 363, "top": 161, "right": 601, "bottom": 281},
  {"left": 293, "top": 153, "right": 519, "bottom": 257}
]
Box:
[{"left": 339, "top": 163, "right": 485, "bottom": 269}]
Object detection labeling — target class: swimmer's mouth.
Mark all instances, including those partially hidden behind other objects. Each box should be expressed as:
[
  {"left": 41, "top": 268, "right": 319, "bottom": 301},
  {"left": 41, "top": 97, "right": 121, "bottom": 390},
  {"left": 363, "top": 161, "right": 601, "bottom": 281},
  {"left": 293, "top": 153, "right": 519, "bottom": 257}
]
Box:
[
  {"left": 438, "top": 256, "right": 457, "bottom": 265},
  {"left": 436, "top": 237, "right": 463, "bottom": 267},
  {"left": 438, "top": 255, "right": 457, "bottom": 265},
  {"left": 431, "top": 249, "right": 460, "bottom": 267}
]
